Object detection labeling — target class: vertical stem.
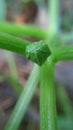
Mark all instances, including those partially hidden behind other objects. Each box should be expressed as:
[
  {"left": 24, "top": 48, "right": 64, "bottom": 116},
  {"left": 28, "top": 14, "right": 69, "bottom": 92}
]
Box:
[
  {"left": 48, "top": 0, "right": 60, "bottom": 34},
  {"left": 0, "top": 0, "right": 6, "bottom": 20},
  {"left": 5, "top": 51, "right": 18, "bottom": 80},
  {"left": 40, "top": 0, "right": 60, "bottom": 130},
  {"left": 40, "top": 0, "right": 59, "bottom": 129},
  {"left": 4, "top": 64, "right": 40, "bottom": 130},
  {"left": 40, "top": 60, "right": 57, "bottom": 130}
]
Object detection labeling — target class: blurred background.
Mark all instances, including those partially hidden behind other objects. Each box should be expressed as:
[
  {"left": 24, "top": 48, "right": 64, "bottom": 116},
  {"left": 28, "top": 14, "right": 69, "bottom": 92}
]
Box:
[{"left": 0, "top": 0, "right": 73, "bottom": 130}]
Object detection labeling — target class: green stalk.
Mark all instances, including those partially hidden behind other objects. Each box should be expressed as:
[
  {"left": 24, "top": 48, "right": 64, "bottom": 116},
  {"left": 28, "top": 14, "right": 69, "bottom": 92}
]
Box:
[
  {"left": 0, "top": 0, "right": 6, "bottom": 20},
  {"left": 47, "top": 0, "right": 60, "bottom": 54},
  {"left": 40, "top": 0, "right": 59, "bottom": 130},
  {"left": 53, "top": 45, "right": 73, "bottom": 62},
  {"left": 4, "top": 64, "right": 40, "bottom": 130},
  {"left": 40, "top": 59, "right": 57, "bottom": 130},
  {"left": 5, "top": 51, "right": 18, "bottom": 80},
  {"left": 1, "top": 22, "right": 73, "bottom": 42},
  {"left": 0, "top": 22, "right": 47, "bottom": 39},
  {"left": 49, "top": 0, "right": 60, "bottom": 33},
  {"left": 0, "top": 32, "right": 30, "bottom": 55},
  {"left": 0, "top": 32, "right": 51, "bottom": 65},
  {"left": 5, "top": 51, "right": 21, "bottom": 95}
]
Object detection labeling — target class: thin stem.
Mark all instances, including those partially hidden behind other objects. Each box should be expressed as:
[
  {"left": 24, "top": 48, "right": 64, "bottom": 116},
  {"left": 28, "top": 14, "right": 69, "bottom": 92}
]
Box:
[
  {"left": 0, "top": 22, "right": 47, "bottom": 39},
  {"left": 0, "top": 32, "right": 30, "bottom": 55},
  {"left": 49, "top": 0, "right": 60, "bottom": 33},
  {"left": 0, "top": 0, "right": 6, "bottom": 20},
  {"left": 5, "top": 51, "right": 18, "bottom": 80},
  {"left": 47, "top": 0, "right": 60, "bottom": 55},
  {"left": 4, "top": 64, "right": 40, "bottom": 130},
  {"left": 53, "top": 45, "right": 73, "bottom": 62},
  {"left": 40, "top": 59, "right": 57, "bottom": 130},
  {"left": 1, "top": 22, "right": 73, "bottom": 42},
  {"left": 40, "top": 0, "right": 59, "bottom": 130},
  {"left": 5, "top": 51, "right": 22, "bottom": 95},
  {"left": 0, "top": 32, "right": 51, "bottom": 66}
]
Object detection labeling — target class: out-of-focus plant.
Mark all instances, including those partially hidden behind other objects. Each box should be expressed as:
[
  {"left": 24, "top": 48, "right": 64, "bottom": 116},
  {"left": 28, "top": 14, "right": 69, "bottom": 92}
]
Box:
[
  {"left": 0, "top": 0, "right": 6, "bottom": 20},
  {"left": 0, "top": 0, "right": 22, "bottom": 95},
  {"left": 57, "top": 85, "right": 73, "bottom": 130},
  {"left": 57, "top": 85, "right": 73, "bottom": 117},
  {"left": 0, "top": 0, "right": 73, "bottom": 130},
  {"left": 61, "top": 11, "right": 73, "bottom": 31}
]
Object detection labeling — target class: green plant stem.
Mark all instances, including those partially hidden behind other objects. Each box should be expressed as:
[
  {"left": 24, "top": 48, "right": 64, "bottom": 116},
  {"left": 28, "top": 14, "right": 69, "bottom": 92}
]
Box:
[
  {"left": 0, "top": 32, "right": 30, "bottom": 55},
  {"left": 53, "top": 45, "right": 73, "bottom": 62},
  {"left": 49, "top": 0, "right": 60, "bottom": 33},
  {"left": 47, "top": 0, "right": 60, "bottom": 55},
  {"left": 5, "top": 51, "right": 18, "bottom": 79},
  {"left": 0, "top": 32, "right": 51, "bottom": 65},
  {"left": 40, "top": 0, "right": 59, "bottom": 130},
  {"left": 5, "top": 51, "right": 22, "bottom": 95},
  {"left": 0, "top": 0, "right": 6, "bottom": 20},
  {"left": 4, "top": 64, "right": 40, "bottom": 130},
  {"left": 40, "top": 59, "right": 57, "bottom": 130},
  {"left": 0, "top": 22, "right": 47, "bottom": 39},
  {"left": 1, "top": 22, "right": 73, "bottom": 42}
]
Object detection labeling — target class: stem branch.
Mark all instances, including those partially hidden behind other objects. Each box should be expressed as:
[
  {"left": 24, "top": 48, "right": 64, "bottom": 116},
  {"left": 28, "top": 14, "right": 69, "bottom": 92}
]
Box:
[
  {"left": 0, "top": 22, "right": 47, "bottom": 39},
  {"left": 53, "top": 45, "right": 73, "bottom": 62},
  {"left": 40, "top": 60, "right": 57, "bottom": 130},
  {"left": 49, "top": 0, "right": 60, "bottom": 33},
  {"left": 4, "top": 64, "right": 40, "bottom": 130},
  {"left": 0, "top": 32, "right": 30, "bottom": 55}
]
